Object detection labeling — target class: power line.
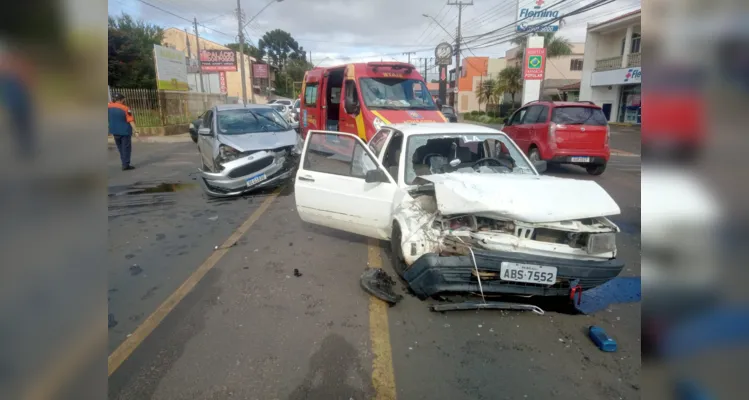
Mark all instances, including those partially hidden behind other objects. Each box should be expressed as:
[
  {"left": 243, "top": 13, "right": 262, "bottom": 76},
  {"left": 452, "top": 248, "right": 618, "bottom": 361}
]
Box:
[{"left": 132, "top": 0, "right": 235, "bottom": 38}]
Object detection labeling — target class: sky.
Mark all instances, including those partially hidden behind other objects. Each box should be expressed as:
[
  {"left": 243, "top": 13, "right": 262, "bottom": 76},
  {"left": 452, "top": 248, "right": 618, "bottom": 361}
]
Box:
[{"left": 108, "top": 0, "right": 641, "bottom": 81}]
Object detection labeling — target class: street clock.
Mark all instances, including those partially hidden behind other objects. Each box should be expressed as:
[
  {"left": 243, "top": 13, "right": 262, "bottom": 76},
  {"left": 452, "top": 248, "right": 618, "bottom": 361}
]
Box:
[{"left": 435, "top": 42, "right": 453, "bottom": 65}]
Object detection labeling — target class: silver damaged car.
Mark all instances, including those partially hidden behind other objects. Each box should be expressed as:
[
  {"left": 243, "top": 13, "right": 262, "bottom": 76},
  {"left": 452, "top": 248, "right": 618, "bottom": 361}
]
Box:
[{"left": 197, "top": 104, "right": 302, "bottom": 197}]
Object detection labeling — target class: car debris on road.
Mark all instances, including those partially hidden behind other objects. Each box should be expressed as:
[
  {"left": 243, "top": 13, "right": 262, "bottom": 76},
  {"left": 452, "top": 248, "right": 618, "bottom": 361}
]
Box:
[
  {"left": 360, "top": 268, "right": 403, "bottom": 306},
  {"left": 294, "top": 123, "right": 625, "bottom": 308}
]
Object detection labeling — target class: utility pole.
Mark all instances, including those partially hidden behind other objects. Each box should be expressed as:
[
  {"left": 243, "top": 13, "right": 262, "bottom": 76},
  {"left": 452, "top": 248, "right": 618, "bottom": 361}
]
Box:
[
  {"left": 423, "top": 58, "right": 427, "bottom": 80},
  {"left": 447, "top": 1, "right": 472, "bottom": 111},
  {"left": 235, "top": 1, "right": 248, "bottom": 104},
  {"left": 402, "top": 51, "right": 416, "bottom": 64},
  {"left": 193, "top": 17, "right": 205, "bottom": 93}
]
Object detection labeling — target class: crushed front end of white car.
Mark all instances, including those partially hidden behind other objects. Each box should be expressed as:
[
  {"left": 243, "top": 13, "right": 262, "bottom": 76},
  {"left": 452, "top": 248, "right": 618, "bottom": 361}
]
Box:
[{"left": 392, "top": 173, "right": 624, "bottom": 299}]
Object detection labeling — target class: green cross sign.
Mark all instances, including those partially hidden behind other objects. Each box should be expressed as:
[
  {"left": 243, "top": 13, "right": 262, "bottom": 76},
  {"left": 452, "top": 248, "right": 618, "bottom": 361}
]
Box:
[{"left": 528, "top": 55, "right": 542, "bottom": 69}]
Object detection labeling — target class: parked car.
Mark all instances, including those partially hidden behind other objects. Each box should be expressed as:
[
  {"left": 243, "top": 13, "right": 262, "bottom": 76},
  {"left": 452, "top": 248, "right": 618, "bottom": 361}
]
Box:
[
  {"left": 293, "top": 123, "right": 623, "bottom": 303},
  {"left": 196, "top": 104, "right": 302, "bottom": 197},
  {"left": 502, "top": 101, "right": 610, "bottom": 175},
  {"left": 441, "top": 106, "right": 458, "bottom": 122},
  {"left": 271, "top": 103, "right": 299, "bottom": 132},
  {"left": 188, "top": 112, "right": 205, "bottom": 143}
]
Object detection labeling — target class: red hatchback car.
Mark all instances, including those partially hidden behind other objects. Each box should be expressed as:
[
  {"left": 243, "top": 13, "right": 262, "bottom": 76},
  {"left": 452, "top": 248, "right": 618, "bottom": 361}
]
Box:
[{"left": 502, "top": 101, "right": 610, "bottom": 175}]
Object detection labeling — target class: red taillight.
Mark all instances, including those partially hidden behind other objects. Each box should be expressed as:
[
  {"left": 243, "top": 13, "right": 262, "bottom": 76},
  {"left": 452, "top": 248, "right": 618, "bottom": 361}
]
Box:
[{"left": 549, "top": 122, "right": 557, "bottom": 147}]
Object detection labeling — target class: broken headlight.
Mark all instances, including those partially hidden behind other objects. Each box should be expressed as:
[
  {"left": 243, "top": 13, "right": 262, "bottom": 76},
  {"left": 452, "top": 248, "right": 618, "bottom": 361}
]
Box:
[
  {"left": 217, "top": 144, "right": 241, "bottom": 164},
  {"left": 586, "top": 233, "right": 616, "bottom": 255}
]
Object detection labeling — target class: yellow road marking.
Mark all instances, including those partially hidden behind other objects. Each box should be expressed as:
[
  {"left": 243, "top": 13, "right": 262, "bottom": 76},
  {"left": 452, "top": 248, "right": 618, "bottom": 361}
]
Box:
[
  {"left": 368, "top": 238, "right": 397, "bottom": 400},
  {"left": 108, "top": 188, "right": 281, "bottom": 377}
]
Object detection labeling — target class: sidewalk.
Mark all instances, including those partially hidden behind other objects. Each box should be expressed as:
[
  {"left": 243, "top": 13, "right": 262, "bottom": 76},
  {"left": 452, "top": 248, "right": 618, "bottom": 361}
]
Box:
[{"left": 107, "top": 133, "right": 193, "bottom": 144}]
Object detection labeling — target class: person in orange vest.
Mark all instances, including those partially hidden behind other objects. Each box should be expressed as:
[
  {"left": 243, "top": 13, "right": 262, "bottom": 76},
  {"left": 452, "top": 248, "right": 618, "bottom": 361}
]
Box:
[{"left": 108, "top": 93, "right": 139, "bottom": 170}]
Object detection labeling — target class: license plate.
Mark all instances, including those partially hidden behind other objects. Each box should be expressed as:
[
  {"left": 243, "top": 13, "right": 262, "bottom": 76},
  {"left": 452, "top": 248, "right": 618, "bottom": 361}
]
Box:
[
  {"left": 246, "top": 173, "right": 267, "bottom": 187},
  {"left": 500, "top": 262, "right": 557, "bottom": 285},
  {"left": 570, "top": 156, "right": 591, "bottom": 163}
]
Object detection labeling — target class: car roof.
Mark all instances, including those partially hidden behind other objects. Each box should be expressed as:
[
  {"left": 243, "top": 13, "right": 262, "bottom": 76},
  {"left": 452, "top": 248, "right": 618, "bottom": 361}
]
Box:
[
  {"left": 385, "top": 122, "right": 503, "bottom": 136},
  {"left": 215, "top": 104, "right": 274, "bottom": 111}
]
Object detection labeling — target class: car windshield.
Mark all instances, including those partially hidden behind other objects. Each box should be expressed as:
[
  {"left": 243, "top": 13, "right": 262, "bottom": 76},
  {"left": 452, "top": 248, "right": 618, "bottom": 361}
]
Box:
[
  {"left": 270, "top": 104, "right": 285, "bottom": 112},
  {"left": 293, "top": 99, "right": 300, "bottom": 108},
  {"left": 405, "top": 133, "right": 535, "bottom": 185},
  {"left": 359, "top": 78, "right": 437, "bottom": 110},
  {"left": 217, "top": 108, "right": 290, "bottom": 135}
]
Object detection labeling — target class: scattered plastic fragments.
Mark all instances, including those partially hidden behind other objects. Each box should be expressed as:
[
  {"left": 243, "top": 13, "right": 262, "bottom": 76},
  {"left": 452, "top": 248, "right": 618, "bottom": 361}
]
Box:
[
  {"left": 589, "top": 325, "right": 617, "bottom": 352},
  {"left": 360, "top": 268, "right": 403, "bottom": 306},
  {"left": 574, "top": 277, "right": 641, "bottom": 314},
  {"left": 293, "top": 268, "right": 302, "bottom": 277}
]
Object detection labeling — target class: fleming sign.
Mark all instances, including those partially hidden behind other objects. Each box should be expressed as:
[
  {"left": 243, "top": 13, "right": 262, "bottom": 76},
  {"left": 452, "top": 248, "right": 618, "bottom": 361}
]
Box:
[
  {"left": 523, "top": 48, "right": 546, "bottom": 80},
  {"left": 516, "top": 0, "right": 560, "bottom": 32}
]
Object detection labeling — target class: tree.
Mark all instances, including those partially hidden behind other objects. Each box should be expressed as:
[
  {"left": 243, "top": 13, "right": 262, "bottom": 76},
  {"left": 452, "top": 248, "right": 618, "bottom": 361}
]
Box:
[
  {"left": 258, "top": 29, "right": 307, "bottom": 70},
  {"left": 108, "top": 14, "right": 164, "bottom": 88},
  {"left": 274, "top": 58, "right": 312, "bottom": 98},
  {"left": 475, "top": 78, "right": 497, "bottom": 111},
  {"left": 511, "top": 32, "right": 573, "bottom": 59},
  {"left": 225, "top": 42, "right": 265, "bottom": 60},
  {"left": 498, "top": 65, "right": 523, "bottom": 105}
]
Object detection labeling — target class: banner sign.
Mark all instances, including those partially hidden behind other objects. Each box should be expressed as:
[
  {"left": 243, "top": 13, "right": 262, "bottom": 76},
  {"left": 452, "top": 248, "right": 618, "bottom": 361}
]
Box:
[
  {"left": 153, "top": 44, "right": 189, "bottom": 91},
  {"left": 435, "top": 42, "right": 454, "bottom": 66},
  {"left": 523, "top": 48, "right": 546, "bottom": 80},
  {"left": 516, "top": 0, "right": 560, "bottom": 33},
  {"left": 252, "top": 63, "right": 269, "bottom": 79},
  {"left": 219, "top": 72, "right": 228, "bottom": 94},
  {"left": 199, "top": 49, "right": 237, "bottom": 72}
]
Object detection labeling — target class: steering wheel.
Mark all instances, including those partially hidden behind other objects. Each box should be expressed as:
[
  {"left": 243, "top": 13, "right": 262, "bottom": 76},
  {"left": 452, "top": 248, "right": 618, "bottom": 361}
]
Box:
[{"left": 471, "top": 157, "right": 513, "bottom": 170}]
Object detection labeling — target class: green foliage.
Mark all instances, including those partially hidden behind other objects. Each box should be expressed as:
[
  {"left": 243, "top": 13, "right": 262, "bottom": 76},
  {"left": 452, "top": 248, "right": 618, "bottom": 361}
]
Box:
[
  {"left": 108, "top": 14, "right": 164, "bottom": 88},
  {"left": 258, "top": 29, "right": 307, "bottom": 70},
  {"left": 498, "top": 65, "right": 523, "bottom": 105}
]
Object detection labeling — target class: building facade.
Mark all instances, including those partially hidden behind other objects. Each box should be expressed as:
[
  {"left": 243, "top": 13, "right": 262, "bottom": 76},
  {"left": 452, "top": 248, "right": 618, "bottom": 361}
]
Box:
[
  {"left": 162, "top": 28, "right": 275, "bottom": 103},
  {"left": 579, "top": 10, "right": 642, "bottom": 124},
  {"left": 505, "top": 43, "right": 585, "bottom": 101}
]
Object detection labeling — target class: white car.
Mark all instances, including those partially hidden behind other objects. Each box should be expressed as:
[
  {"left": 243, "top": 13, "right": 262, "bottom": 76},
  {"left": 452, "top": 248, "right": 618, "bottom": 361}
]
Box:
[{"left": 294, "top": 123, "right": 624, "bottom": 299}]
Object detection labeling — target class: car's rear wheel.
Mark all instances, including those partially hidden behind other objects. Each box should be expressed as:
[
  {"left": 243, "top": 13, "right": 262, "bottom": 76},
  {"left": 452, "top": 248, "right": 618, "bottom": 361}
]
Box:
[
  {"left": 390, "top": 224, "right": 408, "bottom": 279},
  {"left": 586, "top": 163, "right": 607, "bottom": 175},
  {"left": 528, "top": 147, "right": 541, "bottom": 163}
]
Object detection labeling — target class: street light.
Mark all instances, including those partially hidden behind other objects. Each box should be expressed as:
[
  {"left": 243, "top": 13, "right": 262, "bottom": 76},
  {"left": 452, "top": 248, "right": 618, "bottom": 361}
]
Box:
[
  {"left": 422, "top": 14, "right": 455, "bottom": 40},
  {"left": 238, "top": 0, "right": 284, "bottom": 104}
]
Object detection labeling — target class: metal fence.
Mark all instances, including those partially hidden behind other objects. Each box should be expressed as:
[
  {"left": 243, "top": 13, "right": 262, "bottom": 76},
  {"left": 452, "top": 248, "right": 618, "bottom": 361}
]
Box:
[{"left": 108, "top": 87, "right": 229, "bottom": 127}]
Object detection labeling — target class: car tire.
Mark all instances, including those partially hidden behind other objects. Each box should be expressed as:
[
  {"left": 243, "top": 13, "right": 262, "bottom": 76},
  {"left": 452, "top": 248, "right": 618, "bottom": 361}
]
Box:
[
  {"left": 390, "top": 224, "right": 408, "bottom": 279},
  {"left": 586, "top": 163, "right": 607, "bottom": 176},
  {"left": 528, "top": 147, "right": 541, "bottom": 163}
]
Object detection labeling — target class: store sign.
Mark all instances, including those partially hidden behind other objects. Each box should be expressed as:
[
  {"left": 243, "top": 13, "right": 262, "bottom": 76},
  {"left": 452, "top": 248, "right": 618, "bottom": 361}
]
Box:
[
  {"left": 199, "top": 49, "right": 237, "bottom": 72},
  {"left": 516, "top": 0, "right": 560, "bottom": 32},
  {"left": 523, "top": 48, "right": 546, "bottom": 80},
  {"left": 252, "top": 63, "right": 269, "bottom": 79},
  {"left": 591, "top": 67, "right": 642, "bottom": 86},
  {"left": 219, "top": 72, "right": 227, "bottom": 94}
]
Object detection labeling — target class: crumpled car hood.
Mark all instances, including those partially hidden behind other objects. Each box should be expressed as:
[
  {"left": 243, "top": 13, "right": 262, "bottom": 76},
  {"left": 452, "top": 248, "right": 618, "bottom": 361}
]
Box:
[
  {"left": 218, "top": 129, "right": 297, "bottom": 152},
  {"left": 416, "top": 173, "right": 621, "bottom": 223}
]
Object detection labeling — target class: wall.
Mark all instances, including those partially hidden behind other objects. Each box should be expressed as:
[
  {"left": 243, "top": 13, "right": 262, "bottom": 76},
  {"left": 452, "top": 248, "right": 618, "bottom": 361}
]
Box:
[
  {"left": 487, "top": 57, "right": 507, "bottom": 76},
  {"left": 161, "top": 28, "right": 269, "bottom": 103},
  {"left": 458, "top": 57, "right": 488, "bottom": 92},
  {"left": 589, "top": 86, "right": 620, "bottom": 122}
]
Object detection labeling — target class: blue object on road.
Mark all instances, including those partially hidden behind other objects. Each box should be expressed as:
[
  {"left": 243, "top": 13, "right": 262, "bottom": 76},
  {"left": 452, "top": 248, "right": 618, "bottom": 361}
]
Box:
[
  {"left": 574, "top": 276, "right": 641, "bottom": 315},
  {"left": 675, "top": 379, "right": 714, "bottom": 400},
  {"left": 588, "top": 325, "right": 617, "bottom": 352}
]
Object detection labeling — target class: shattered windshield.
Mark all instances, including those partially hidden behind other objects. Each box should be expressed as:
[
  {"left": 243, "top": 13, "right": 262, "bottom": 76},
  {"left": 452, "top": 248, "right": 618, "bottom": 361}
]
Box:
[
  {"left": 405, "top": 134, "right": 535, "bottom": 185},
  {"left": 359, "top": 78, "right": 437, "bottom": 110},
  {"left": 217, "top": 108, "right": 290, "bottom": 134}
]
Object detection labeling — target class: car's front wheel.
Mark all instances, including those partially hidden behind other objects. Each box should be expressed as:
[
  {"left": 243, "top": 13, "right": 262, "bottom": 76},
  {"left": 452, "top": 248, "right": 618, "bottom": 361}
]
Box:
[
  {"left": 586, "top": 163, "right": 607, "bottom": 175},
  {"left": 390, "top": 224, "right": 408, "bottom": 279}
]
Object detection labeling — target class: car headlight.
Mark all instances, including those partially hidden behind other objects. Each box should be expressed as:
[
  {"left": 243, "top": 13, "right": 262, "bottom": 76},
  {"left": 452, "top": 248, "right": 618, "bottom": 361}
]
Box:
[
  {"left": 373, "top": 117, "right": 384, "bottom": 131},
  {"left": 217, "top": 144, "right": 241, "bottom": 164}
]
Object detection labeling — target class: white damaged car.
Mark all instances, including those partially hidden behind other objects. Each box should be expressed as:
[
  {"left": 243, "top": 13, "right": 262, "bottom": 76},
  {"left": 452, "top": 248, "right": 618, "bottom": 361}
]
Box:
[{"left": 294, "top": 123, "right": 623, "bottom": 300}]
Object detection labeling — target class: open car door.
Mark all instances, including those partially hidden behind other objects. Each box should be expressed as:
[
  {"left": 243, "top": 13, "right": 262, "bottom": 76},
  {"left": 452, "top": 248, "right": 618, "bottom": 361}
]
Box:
[{"left": 294, "top": 130, "right": 398, "bottom": 240}]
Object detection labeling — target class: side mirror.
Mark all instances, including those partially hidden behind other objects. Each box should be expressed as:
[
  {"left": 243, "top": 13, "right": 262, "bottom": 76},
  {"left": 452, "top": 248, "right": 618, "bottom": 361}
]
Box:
[
  {"left": 345, "top": 97, "right": 360, "bottom": 115},
  {"left": 533, "top": 160, "right": 547, "bottom": 174},
  {"left": 365, "top": 169, "right": 389, "bottom": 184},
  {"left": 503, "top": 118, "right": 510, "bottom": 125},
  {"left": 198, "top": 127, "right": 213, "bottom": 136}
]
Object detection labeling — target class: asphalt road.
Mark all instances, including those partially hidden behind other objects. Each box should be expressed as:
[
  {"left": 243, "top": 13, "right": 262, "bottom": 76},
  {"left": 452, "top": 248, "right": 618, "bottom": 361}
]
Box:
[{"left": 108, "top": 137, "right": 641, "bottom": 399}]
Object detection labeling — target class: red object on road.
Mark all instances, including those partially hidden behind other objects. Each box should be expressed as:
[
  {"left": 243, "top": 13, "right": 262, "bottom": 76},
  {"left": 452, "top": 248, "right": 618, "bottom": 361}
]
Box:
[{"left": 502, "top": 101, "right": 611, "bottom": 175}]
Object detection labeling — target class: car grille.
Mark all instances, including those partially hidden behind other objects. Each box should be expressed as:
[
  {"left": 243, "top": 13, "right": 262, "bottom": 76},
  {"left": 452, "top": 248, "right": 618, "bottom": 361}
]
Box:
[{"left": 227, "top": 156, "right": 274, "bottom": 178}]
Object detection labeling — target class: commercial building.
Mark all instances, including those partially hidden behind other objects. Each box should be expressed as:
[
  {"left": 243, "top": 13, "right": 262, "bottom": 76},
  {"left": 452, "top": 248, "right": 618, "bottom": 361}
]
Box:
[
  {"left": 579, "top": 9, "right": 641, "bottom": 124},
  {"left": 161, "top": 28, "right": 275, "bottom": 102},
  {"left": 505, "top": 42, "right": 586, "bottom": 101}
]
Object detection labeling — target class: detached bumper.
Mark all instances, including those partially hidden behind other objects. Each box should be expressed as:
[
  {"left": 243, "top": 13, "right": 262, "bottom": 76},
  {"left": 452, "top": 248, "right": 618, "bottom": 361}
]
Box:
[
  {"left": 200, "top": 153, "right": 298, "bottom": 197},
  {"left": 403, "top": 249, "right": 624, "bottom": 298}
]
